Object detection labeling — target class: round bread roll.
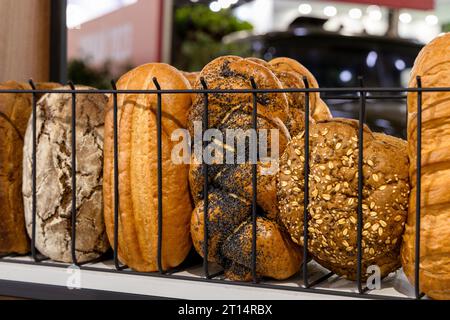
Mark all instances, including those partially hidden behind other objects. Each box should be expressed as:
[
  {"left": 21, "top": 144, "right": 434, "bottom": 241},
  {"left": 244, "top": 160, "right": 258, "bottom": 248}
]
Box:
[
  {"left": 23, "top": 86, "right": 109, "bottom": 263},
  {"left": 269, "top": 57, "right": 332, "bottom": 122},
  {"left": 181, "top": 71, "right": 199, "bottom": 88},
  {"left": 278, "top": 119, "right": 410, "bottom": 280},
  {"left": 188, "top": 56, "right": 302, "bottom": 280},
  {"left": 103, "top": 63, "right": 193, "bottom": 272},
  {"left": 402, "top": 33, "right": 450, "bottom": 300}
]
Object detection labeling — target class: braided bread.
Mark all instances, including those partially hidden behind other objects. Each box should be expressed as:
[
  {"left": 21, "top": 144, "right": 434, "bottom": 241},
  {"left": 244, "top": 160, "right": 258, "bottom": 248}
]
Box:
[
  {"left": 278, "top": 119, "right": 410, "bottom": 280},
  {"left": 188, "top": 56, "right": 303, "bottom": 280}
]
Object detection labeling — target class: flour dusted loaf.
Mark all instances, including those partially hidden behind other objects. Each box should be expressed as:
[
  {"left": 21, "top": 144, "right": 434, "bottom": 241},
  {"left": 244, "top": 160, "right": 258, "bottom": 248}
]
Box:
[
  {"left": 0, "top": 81, "right": 59, "bottom": 254},
  {"left": 103, "top": 63, "right": 193, "bottom": 272},
  {"left": 278, "top": 119, "right": 410, "bottom": 280},
  {"left": 402, "top": 33, "right": 450, "bottom": 300},
  {"left": 23, "top": 85, "right": 109, "bottom": 263},
  {"left": 188, "top": 56, "right": 303, "bottom": 280}
]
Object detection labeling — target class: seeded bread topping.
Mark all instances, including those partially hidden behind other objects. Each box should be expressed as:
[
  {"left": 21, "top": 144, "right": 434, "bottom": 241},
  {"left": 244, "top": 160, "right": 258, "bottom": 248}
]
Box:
[
  {"left": 189, "top": 56, "right": 303, "bottom": 280},
  {"left": 278, "top": 118, "right": 410, "bottom": 280}
]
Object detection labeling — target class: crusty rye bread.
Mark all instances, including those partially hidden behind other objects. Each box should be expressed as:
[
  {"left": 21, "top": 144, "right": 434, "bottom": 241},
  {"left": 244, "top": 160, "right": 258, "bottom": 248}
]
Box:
[
  {"left": 278, "top": 119, "right": 410, "bottom": 280},
  {"left": 402, "top": 33, "right": 450, "bottom": 300},
  {"left": 0, "top": 81, "right": 59, "bottom": 254},
  {"left": 103, "top": 63, "right": 193, "bottom": 272},
  {"left": 23, "top": 85, "right": 109, "bottom": 263}
]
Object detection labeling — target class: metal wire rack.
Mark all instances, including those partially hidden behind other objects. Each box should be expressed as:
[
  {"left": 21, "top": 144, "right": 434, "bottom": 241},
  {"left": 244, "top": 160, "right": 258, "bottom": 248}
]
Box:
[{"left": 1, "top": 77, "right": 449, "bottom": 300}]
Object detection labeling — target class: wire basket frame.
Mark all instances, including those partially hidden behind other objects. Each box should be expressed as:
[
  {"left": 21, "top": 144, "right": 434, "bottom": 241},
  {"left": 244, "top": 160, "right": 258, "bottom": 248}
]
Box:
[{"left": 1, "top": 78, "right": 449, "bottom": 300}]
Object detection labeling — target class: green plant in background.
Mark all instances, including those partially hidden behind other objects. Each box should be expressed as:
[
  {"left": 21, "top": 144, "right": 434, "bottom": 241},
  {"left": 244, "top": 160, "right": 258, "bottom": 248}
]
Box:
[
  {"left": 443, "top": 22, "right": 450, "bottom": 33},
  {"left": 173, "top": 4, "right": 253, "bottom": 72},
  {"left": 68, "top": 59, "right": 134, "bottom": 89}
]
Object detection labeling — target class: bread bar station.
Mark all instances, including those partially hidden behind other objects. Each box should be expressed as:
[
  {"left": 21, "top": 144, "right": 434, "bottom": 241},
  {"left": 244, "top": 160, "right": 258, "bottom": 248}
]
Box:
[{"left": 0, "top": 33, "right": 449, "bottom": 300}]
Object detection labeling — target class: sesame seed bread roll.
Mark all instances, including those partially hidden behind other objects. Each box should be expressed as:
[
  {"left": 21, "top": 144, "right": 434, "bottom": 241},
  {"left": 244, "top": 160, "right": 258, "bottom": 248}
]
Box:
[
  {"left": 402, "top": 33, "right": 450, "bottom": 300},
  {"left": 278, "top": 118, "right": 410, "bottom": 280}
]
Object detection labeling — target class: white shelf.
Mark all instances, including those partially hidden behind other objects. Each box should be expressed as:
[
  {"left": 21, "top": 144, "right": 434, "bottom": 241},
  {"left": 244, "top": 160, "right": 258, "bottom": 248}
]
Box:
[{"left": 0, "top": 256, "right": 419, "bottom": 300}]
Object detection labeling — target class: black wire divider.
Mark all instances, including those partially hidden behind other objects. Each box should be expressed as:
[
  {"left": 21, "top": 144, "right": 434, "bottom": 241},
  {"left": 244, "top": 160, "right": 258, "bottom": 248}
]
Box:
[{"left": 0, "top": 78, "right": 445, "bottom": 300}]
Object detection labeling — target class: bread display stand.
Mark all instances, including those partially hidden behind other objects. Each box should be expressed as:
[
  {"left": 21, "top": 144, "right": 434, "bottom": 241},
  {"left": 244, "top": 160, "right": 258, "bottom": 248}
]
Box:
[
  {"left": 0, "top": 257, "right": 417, "bottom": 299},
  {"left": 0, "top": 74, "right": 448, "bottom": 300}
]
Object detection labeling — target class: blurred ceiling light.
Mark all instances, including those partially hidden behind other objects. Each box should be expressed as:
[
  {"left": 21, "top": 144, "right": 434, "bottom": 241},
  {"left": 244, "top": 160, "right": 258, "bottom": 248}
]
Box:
[
  {"left": 210, "top": 1, "right": 221, "bottom": 12},
  {"left": 368, "top": 9, "right": 382, "bottom": 21},
  {"left": 395, "top": 59, "right": 406, "bottom": 71},
  {"left": 425, "top": 15, "right": 439, "bottom": 25},
  {"left": 366, "top": 5, "right": 381, "bottom": 13},
  {"left": 190, "top": 0, "right": 199, "bottom": 2},
  {"left": 349, "top": 8, "right": 362, "bottom": 20},
  {"left": 323, "top": 6, "right": 337, "bottom": 17},
  {"left": 66, "top": 3, "right": 83, "bottom": 29},
  {"left": 366, "top": 51, "right": 378, "bottom": 68},
  {"left": 219, "top": 0, "right": 232, "bottom": 9},
  {"left": 121, "top": 0, "right": 137, "bottom": 4},
  {"left": 298, "top": 3, "right": 312, "bottom": 15},
  {"left": 340, "top": 70, "right": 353, "bottom": 82},
  {"left": 399, "top": 13, "right": 412, "bottom": 24}
]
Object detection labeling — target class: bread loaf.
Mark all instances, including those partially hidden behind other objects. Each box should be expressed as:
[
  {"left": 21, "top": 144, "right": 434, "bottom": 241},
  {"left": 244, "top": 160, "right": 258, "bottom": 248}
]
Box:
[
  {"left": 103, "top": 63, "right": 193, "bottom": 272},
  {"left": 269, "top": 57, "right": 332, "bottom": 122},
  {"left": 181, "top": 71, "right": 199, "bottom": 88},
  {"left": 188, "top": 56, "right": 303, "bottom": 280},
  {"left": 402, "top": 33, "right": 450, "bottom": 300},
  {"left": 23, "top": 85, "right": 109, "bottom": 263},
  {"left": 278, "top": 119, "right": 410, "bottom": 280},
  {"left": 0, "top": 81, "right": 59, "bottom": 254}
]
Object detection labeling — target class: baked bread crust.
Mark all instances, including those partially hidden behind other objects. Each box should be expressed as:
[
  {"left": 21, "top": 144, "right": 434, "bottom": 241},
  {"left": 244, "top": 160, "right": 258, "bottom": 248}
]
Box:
[
  {"left": 402, "top": 33, "right": 450, "bottom": 300},
  {"left": 278, "top": 119, "right": 409, "bottom": 280},
  {"left": 23, "top": 85, "right": 109, "bottom": 263},
  {"left": 181, "top": 71, "right": 199, "bottom": 88},
  {"left": 188, "top": 56, "right": 302, "bottom": 280},
  {"left": 0, "top": 81, "right": 59, "bottom": 254},
  {"left": 269, "top": 57, "right": 332, "bottom": 122},
  {"left": 103, "top": 63, "right": 193, "bottom": 272}
]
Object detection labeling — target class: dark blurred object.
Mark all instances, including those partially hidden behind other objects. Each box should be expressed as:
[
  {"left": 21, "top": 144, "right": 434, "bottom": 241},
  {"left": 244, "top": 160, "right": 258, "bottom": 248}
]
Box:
[
  {"left": 289, "top": 17, "right": 328, "bottom": 29},
  {"left": 443, "top": 22, "right": 450, "bottom": 33},
  {"left": 226, "top": 27, "right": 423, "bottom": 138},
  {"left": 172, "top": 4, "right": 253, "bottom": 72},
  {"left": 68, "top": 59, "right": 133, "bottom": 89}
]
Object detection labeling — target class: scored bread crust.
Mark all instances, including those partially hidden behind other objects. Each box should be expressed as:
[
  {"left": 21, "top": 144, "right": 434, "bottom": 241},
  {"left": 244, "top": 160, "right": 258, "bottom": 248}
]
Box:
[
  {"left": 402, "top": 33, "right": 450, "bottom": 300},
  {"left": 0, "top": 81, "right": 59, "bottom": 254},
  {"left": 278, "top": 119, "right": 410, "bottom": 280},
  {"left": 103, "top": 63, "right": 193, "bottom": 272}
]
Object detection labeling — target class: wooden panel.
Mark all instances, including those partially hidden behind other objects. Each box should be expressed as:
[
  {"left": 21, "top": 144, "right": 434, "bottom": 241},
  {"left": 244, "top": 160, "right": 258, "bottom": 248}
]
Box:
[{"left": 0, "top": 0, "right": 51, "bottom": 82}]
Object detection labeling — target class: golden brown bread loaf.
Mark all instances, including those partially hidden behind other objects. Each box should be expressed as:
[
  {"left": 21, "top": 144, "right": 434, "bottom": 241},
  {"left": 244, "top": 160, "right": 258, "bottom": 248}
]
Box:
[
  {"left": 0, "top": 81, "right": 59, "bottom": 254},
  {"left": 181, "top": 71, "right": 199, "bottom": 88},
  {"left": 269, "top": 57, "right": 332, "bottom": 123},
  {"left": 278, "top": 119, "right": 410, "bottom": 280},
  {"left": 188, "top": 56, "right": 302, "bottom": 280},
  {"left": 103, "top": 63, "right": 193, "bottom": 272},
  {"left": 402, "top": 33, "right": 450, "bottom": 300}
]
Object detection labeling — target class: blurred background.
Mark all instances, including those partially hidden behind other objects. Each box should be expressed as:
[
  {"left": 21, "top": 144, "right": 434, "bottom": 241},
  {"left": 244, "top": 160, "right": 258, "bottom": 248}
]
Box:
[
  {"left": 65, "top": 0, "right": 449, "bottom": 137},
  {"left": 1, "top": 0, "right": 449, "bottom": 136}
]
